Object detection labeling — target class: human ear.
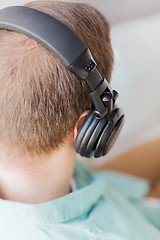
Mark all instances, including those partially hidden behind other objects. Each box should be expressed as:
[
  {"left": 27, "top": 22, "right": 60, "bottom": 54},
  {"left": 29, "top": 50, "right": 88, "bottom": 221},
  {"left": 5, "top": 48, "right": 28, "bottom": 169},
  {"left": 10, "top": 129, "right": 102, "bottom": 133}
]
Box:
[{"left": 73, "top": 110, "right": 89, "bottom": 141}]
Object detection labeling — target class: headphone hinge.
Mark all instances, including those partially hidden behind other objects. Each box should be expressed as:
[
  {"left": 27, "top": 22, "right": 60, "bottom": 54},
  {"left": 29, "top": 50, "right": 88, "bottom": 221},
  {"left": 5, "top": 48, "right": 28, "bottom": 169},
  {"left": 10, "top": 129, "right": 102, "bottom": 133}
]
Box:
[{"left": 90, "top": 78, "right": 113, "bottom": 119}]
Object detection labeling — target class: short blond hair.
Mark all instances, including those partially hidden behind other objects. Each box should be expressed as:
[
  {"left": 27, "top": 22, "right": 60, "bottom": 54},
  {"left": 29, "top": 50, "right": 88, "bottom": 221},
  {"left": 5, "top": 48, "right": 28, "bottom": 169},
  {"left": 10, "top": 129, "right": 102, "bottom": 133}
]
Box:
[{"left": 0, "top": 1, "right": 114, "bottom": 159}]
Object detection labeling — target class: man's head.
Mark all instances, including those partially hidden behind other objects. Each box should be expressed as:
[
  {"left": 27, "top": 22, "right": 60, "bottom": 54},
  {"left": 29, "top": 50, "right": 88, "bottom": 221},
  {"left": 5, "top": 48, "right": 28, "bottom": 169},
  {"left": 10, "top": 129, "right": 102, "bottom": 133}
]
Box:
[{"left": 0, "top": 1, "right": 114, "bottom": 164}]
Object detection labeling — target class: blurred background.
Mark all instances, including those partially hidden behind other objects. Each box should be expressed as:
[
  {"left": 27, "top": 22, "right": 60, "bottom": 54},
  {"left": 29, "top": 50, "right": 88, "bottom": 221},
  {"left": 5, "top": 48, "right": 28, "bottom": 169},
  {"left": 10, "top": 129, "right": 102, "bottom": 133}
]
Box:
[{"left": 0, "top": 0, "right": 160, "bottom": 165}]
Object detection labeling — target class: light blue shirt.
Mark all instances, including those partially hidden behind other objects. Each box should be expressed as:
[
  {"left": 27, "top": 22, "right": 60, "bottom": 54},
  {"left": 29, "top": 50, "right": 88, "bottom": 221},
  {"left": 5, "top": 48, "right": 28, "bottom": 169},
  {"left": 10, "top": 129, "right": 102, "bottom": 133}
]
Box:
[{"left": 0, "top": 160, "right": 160, "bottom": 240}]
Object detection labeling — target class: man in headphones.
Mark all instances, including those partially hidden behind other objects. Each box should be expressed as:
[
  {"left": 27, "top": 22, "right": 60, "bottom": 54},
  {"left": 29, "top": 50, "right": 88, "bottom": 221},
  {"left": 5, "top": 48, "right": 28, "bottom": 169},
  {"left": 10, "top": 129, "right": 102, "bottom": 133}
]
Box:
[{"left": 0, "top": 1, "right": 160, "bottom": 239}]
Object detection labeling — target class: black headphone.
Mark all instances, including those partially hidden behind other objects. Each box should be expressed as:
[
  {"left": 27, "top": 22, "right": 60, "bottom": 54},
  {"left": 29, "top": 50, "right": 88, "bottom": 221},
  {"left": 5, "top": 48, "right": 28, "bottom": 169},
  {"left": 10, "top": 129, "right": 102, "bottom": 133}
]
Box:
[{"left": 0, "top": 6, "right": 124, "bottom": 158}]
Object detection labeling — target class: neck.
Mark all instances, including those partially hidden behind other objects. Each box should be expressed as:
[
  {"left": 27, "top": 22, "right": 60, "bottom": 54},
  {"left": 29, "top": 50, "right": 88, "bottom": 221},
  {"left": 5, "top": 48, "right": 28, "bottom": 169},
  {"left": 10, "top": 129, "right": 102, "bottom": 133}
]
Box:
[{"left": 0, "top": 140, "right": 76, "bottom": 204}]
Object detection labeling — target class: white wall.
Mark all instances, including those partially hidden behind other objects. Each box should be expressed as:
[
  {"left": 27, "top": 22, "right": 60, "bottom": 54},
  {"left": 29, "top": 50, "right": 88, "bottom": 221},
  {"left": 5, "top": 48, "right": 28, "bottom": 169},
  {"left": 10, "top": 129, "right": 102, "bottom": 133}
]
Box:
[
  {"left": 0, "top": 0, "right": 28, "bottom": 8},
  {"left": 108, "top": 14, "right": 160, "bottom": 161},
  {"left": 1, "top": 0, "right": 160, "bottom": 25}
]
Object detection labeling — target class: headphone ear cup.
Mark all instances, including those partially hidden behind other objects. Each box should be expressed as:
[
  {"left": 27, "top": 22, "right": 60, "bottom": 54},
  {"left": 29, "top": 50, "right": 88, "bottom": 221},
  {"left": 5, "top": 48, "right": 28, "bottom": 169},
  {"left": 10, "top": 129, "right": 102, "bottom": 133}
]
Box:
[
  {"left": 75, "top": 106, "right": 124, "bottom": 158},
  {"left": 75, "top": 109, "right": 99, "bottom": 156}
]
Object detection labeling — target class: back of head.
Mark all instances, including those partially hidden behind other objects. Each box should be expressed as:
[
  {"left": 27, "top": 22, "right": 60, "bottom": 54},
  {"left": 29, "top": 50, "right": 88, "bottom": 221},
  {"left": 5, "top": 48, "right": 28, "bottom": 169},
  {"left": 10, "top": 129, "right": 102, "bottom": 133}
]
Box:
[{"left": 0, "top": 1, "right": 114, "bottom": 164}]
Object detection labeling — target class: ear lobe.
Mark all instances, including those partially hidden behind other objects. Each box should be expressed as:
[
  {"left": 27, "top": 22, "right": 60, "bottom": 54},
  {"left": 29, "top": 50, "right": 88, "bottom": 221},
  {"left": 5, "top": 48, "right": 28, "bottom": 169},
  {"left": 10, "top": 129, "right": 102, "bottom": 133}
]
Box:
[{"left": 73, "top": 110, "right": 89, "bottom": 141}]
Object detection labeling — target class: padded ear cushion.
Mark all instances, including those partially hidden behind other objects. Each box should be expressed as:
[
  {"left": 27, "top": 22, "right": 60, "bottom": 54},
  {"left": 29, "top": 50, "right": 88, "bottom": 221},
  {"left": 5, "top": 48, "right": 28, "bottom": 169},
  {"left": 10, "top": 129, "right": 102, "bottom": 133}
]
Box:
[
  {"left": 75, "top": 109, "right": 98, "bottom": 155},
  {"left": 78, "top": 113, "right": 100, "bottom": 157},
  {"left": 84, "top": 116, "right": 108, "bottom": 158}
]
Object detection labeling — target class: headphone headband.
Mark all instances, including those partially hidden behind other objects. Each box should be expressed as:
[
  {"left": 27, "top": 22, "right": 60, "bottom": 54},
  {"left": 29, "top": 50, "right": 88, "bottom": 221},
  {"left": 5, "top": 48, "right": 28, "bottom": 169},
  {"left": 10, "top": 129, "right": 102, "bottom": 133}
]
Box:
[
  {"left": 0, "top": 6, "right": 113, "bottom": 118},
  {"left": 0, "top": 6, "right": 87, "bottom": 67}
]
